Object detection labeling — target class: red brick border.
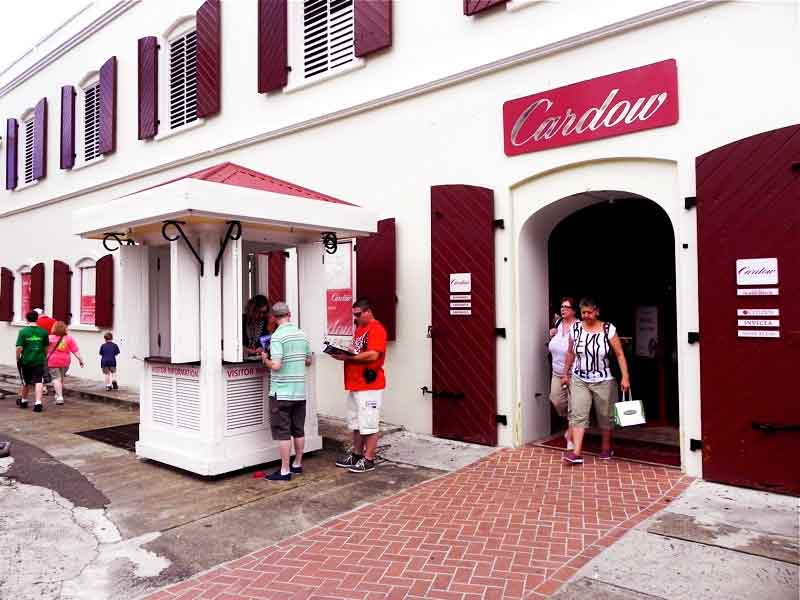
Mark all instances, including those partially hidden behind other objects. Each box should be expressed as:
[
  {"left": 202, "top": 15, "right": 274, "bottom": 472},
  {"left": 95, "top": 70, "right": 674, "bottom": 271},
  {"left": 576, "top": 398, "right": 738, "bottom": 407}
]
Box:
[{"left": 143, "top": 447, "right": 691, "bottom": 600}]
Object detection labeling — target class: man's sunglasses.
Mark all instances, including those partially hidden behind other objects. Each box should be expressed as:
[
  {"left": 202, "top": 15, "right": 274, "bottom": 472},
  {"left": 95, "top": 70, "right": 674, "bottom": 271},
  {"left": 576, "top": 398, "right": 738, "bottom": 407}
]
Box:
[
  {"left": 352, "top": 311, "right": 363, "bottom": 317},
  {"left": 560, "top": 304, "right": 573, "bottom": 310}
]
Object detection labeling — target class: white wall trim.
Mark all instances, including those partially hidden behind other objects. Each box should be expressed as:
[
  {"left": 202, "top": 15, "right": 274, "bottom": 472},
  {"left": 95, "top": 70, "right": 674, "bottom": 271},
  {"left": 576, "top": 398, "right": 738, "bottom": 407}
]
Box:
[
  {"left": 0, "top": 1, "right": 719, "bottom": 219},
  {"left": 0, "top": 1, "right": 140, "bottom": 98}
]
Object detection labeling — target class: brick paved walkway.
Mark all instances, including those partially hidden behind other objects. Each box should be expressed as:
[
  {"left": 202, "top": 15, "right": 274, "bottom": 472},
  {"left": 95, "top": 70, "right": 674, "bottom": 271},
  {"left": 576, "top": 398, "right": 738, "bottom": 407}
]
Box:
[{"left": 145, "top": 447, "right": 691, "bottom": 600}]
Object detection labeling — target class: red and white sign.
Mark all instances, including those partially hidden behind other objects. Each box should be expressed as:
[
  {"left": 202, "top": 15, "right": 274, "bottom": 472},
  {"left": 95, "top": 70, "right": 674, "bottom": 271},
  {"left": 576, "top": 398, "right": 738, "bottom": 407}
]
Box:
[
  {"left": 80, "top": 296, "right": 96, "bottom": 325},
  {"left": 225, "top": 365, "right": 266, "bottom": 380},
  {"left": 503, "top": 59, "right": 679, "bottom": 156},
  {"left": 21, "top": 273, "right": 31, "bottom": 316},
  {"left": 326, "top": 288, "right": 354, "bottom": 336}
]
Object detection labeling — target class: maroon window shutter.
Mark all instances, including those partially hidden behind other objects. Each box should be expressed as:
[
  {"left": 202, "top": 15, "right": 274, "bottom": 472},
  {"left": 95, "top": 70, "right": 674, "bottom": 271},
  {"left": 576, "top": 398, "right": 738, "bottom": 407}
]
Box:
[
  {"left": 138, "top": 36, "right": 159, "bottom": 140},
  {"left": 268, "top": 251, "right": 286, "bottom": 303},
  {"left": 196, "top": 0, "right": 221, "bottom": 118},
  {"left": 257, "top": 0, "right": 288, "bottom": 93},
  {"left": 60, "top": 86, "right": 76, "bottom": 170},
  {"left": 52, "top": 260, "right": 72, "bottom": 324},
  {"left": 30, "top": 262, "right": 45, "bottom": 311},
  {"left": 5, "top": 119, "right": 18, "bottom": 190},
  {"left": 0, "top": 268, "right": 14, "bottom": 322},
  {"left": 32, "top": 98, "right": 47, "bottom": 180},
  {"left": 355, "top": 218, "right": 397, "bottom": 340},
  {"left": 464, "top": 0, "right": 507, "bottom": 15},
  {"left": 354, "top": 0, "right": 392, "bottom": 57},
  {"left": 95, "top": 254, "right": 114, "bottom": 328},
  {"left": 99, "top": 56, "right": 117, "bottom": 154}
]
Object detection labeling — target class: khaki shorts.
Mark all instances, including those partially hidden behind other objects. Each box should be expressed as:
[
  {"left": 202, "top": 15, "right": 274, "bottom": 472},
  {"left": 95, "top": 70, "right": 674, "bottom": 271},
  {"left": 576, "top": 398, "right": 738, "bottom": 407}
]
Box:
[
  {"left": 549, "top": 374, "right": 569, "bottom": 417},
  {"left": 346, "top": 390, "right": 382, "bottom": 435},
  {"left": 269, "top": 396, "right": 306, "bottom": 441},
  {"left": 569, "top": 377, "right": 618, "bottom": 430}
]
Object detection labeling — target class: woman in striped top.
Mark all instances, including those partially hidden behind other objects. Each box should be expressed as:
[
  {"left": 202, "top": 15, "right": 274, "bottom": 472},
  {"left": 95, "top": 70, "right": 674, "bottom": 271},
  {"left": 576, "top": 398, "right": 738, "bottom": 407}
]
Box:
[{"left": 561, "top": 297, "right": 630, "bottom": 465}]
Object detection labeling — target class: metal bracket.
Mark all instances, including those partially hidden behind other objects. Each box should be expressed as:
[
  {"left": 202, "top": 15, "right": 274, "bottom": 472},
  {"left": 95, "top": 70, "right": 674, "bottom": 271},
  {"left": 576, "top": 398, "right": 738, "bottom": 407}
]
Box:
[
  {"left": 102, "top": 232, "right": 136, "bottom": 252},
  {"left": 213, "top": 221, "right": 242, "bottom": 277},
  {"left": 321, "top": 231, "right": 338, "bottom": 254},
  {"left": 791, "top": 162, "right": 800, "bottom": 172},
  {"left": 689, "top": 438, "right": 703, "bottom": 451},
  {"left": 688, "top": 331, "right": 700, "bottom": 344},
  {"left": 420, "top": 386, "right": 465, "bottom": 400},
  {"left": 493, "top": 219, "right": 505, "bottom": 230},
  {"left": 495, "top": 327, "right": 507, "bottom": 338},
  {"left": 684, "top": 196, "right": 697, "bottom": 210},
  {"left": 496, "top": 414, "right": 508, "bottom": 426},
  {"left": 162, "top": 220, "right": 204, "bottom": 276}
]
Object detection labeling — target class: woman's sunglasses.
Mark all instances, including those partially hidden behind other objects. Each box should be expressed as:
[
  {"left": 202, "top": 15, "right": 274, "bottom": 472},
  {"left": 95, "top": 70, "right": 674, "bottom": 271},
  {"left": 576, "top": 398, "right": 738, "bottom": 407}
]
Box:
[{"left": 560, "top": 304, "right": 573, "bottom": 310}]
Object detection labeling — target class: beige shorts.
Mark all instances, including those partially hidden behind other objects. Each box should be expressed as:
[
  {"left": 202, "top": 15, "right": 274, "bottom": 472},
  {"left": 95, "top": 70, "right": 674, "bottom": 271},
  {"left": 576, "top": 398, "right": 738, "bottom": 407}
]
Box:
[
  {"left": 346, "top": 390, "right": 382, "bottom": 435},
  {"left": 569, "top": 377, "right": 618, "bottom": 430},
  {"left": 549, "top": 375, "right": 569, "bottom": 417}
]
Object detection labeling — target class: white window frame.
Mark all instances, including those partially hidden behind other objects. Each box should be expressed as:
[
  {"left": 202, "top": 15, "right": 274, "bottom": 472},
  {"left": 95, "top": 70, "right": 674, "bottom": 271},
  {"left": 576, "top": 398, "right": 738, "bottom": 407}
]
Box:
[
  {"left": 155, "top": 16, "right": 205, "bottom": 141},
  {"left": 70, "top": 257, "right": 101, "bottom": 331},
  {"left": 506, "top": 0, "right": 545, "bottom": 12},
  {"left": 15, "top": 108, "right": 38, "bottom": 191},
  {"left": 71, "top": 71, "right": 106, "bottom": 171},
  {"left": 285, "top": 0, "right": 365, "bottom": 93},
  {"left": 12, "top": 264, "right": 32, "bottom": 326}
]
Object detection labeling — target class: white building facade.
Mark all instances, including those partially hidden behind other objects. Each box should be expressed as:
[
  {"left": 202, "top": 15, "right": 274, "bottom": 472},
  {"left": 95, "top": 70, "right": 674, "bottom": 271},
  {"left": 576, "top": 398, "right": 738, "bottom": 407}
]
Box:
[{"left": 1, "top": 0, "right": 798, "bottom": 491}]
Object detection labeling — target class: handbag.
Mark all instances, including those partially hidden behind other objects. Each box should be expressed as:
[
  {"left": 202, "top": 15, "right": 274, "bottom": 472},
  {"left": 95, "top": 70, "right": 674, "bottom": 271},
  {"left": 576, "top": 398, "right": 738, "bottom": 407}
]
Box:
[{"left": 613, "top": 390, "right": 646, "bottom": 427}]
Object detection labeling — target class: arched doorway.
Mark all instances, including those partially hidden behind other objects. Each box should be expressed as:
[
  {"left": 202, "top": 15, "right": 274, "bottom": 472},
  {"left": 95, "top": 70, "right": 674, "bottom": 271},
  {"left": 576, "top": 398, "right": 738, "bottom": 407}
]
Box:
[{"left": 517, "top": 188, "right": 681, "bottom": 467}]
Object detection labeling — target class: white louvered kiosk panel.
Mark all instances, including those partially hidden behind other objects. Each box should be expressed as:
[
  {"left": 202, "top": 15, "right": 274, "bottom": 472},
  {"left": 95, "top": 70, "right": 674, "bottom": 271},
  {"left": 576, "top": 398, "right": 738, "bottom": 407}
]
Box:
[
  {"left": 151, "top": 374, "right": 175, "bottom": 426},
  {"left": 176, "top": 377, "right": 201, "bottom": 431},
  {"left": 225, "top": 366, "right": 268, "bottom": 436}
]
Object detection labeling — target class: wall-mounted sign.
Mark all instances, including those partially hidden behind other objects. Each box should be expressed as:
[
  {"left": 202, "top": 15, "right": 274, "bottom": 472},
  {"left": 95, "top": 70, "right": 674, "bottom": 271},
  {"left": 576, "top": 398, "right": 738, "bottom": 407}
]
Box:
[
  {"left": 737, "top": 319, "right": 780, "bottom": 328},
  {"left": 152, "top": 365, "right": 200, "bottom": 378},
  {"left": 503, "top": 59, "right": 678, "bottom": 156},
  {"left": 450, "top": 302, "right": 472, "bottom": 308},
  {"left": 738, "top": 330, "right": 780, "bottom": 339},
  {"left": 449, "top": 273, "right": 471, "bottom": 293},
  {"left": 450, "top": 309, "right": 472, "bottom": 316},
  {"left": 736, "top": 258, "right": 778, "bottom": 285},
  {"left": 450, "top": 294, "right": 471, "bottom": 301},
  {"left": 326, "top": 288, "right": 354, "bottom": 337},
  {"left": 737, "top": 288, "right": 779, "bottom": 296},
  {"left": 737, "top": 308, "right": 779, "bottom": 316},
  {"left": 225, "top": 365, "right": 267, "bottom": 380}
]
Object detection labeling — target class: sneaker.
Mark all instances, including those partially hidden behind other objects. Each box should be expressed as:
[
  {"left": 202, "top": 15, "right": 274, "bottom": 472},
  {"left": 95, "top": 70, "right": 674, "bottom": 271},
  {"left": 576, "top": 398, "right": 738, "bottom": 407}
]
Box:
[
  {"left": 562, "top": 451, "right": 583, "bottom": 465},
  {"left": 265, "top": 470, "right": 291, "bottom": 481},
  {"left": 599, "top": 449, "right": 614, "bottom": 460},
  {"left": 105, "top": 385, "right": 113, "bottom": 391},
  {"left": 290, "top": 465, "right": 303, "bottom": 474},
  {"left": 0, "top": 441, "right": 11, "bottom": 458},
  {"left": 33, "top": 403, "right": 43, "bottom": 413},
  {"left": 335, "top": 453, "right": 361, "bottom": 468},
  {"left": 348, "top": 457, "right": 375, "bottom": 473},
  {"left": 55, "top": 397, "right": 64, "bottom": 406},
  {"left": 112, "top": 381, "right": 119, "bottom": 390},
  {"left": 16, "top": 399, "right": 29, "bottom": 409}
]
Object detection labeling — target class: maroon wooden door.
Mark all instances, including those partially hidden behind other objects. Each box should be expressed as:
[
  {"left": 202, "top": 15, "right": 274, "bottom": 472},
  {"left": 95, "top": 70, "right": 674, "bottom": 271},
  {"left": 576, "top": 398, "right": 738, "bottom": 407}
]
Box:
[
  {"left": 430, "top": 185, "right": 497, "bottom": 445},
  {"left": 697, "top": 124, "right": 800, "bottom": 496}
]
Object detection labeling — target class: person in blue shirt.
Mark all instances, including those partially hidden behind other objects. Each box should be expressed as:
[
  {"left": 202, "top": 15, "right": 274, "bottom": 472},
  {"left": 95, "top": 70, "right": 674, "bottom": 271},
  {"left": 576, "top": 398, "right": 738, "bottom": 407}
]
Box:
[{"left": 99, "top": 332, "right": 120, "bottom": 391}]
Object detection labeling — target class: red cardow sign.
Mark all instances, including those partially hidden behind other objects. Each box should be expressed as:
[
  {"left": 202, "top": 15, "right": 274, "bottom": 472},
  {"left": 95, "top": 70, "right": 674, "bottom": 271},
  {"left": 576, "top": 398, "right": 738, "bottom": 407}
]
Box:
[{"left": 503, "top": 59, "right": 678, "bottom": 156}]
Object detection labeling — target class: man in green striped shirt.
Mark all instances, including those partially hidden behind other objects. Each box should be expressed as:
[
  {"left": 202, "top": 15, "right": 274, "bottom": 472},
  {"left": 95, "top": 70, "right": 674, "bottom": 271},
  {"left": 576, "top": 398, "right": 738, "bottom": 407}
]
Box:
[{"left": 261, "top": 302, "right": 312, "bottom": 481}]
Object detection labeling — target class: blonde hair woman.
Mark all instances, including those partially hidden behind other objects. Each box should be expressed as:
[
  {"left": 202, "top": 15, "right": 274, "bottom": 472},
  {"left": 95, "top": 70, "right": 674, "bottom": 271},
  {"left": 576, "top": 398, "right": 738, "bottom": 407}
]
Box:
[{"left": 47, "top": 321, "right": 85, "bottom": 405}]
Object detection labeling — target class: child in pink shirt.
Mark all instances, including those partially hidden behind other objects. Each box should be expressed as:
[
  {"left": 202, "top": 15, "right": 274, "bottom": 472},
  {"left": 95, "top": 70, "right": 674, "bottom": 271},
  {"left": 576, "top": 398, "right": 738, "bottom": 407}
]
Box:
[{"left": 47, "top": 321, "right": 85, "bottom": 405}]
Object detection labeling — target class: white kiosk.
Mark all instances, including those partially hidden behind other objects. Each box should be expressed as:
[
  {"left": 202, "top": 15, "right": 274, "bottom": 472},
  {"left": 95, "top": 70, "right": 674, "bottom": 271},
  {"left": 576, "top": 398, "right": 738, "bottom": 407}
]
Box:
[{"left": 73, "top": 163, "right": 377, "bottom": 475}]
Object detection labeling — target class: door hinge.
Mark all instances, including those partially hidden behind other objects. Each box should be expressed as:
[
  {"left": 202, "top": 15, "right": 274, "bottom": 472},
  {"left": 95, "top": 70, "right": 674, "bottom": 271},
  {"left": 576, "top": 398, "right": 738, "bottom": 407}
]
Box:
[
  {"left": 496, "top": 414, "right": 508, "bottom": 426},
  {"left": 688, "top": 331, "right": 700, "bottom": 344},
  {"left": 157, "top": 333, "right": 162, "bottom": 348},
  {"left": 156, "top": 257, "right": 160, "bottom": 271},
  {"left": 495, "top": 327, "right": 507, "bottom": 338},
  {"left": 493, "top": 219, "right": 505, "bottom": 230},
  {"left": 791, "top": 161, "right": 800, "bottom": 172},
  {"left": 690, "top": 438, "right": 703, "bottom": 451},
  {"left": 684, "top": 196, "right": 697, "bottom": 210}
]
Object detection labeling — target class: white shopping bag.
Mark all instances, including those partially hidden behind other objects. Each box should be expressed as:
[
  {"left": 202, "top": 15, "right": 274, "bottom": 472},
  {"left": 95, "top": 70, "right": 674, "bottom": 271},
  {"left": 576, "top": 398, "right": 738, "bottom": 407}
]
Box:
[{"left": 613, "top": 390, "right": 646, "bottom": 427}]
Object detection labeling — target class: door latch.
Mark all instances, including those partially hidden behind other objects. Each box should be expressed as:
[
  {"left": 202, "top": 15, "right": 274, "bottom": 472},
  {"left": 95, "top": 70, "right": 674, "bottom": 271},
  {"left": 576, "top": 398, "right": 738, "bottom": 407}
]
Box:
[
  {"left": 752, "top": 422, "right": 800, "bottom": 433},
  {"left": 420, "top": 386, "right": 464, "bottom": 400}
]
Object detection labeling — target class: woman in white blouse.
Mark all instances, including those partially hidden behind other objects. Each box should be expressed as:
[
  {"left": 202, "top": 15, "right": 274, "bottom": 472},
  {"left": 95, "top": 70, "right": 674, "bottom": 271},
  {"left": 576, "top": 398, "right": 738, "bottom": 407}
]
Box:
[{"left": 547, "top": 297, "right": 578, "bottom": 449}]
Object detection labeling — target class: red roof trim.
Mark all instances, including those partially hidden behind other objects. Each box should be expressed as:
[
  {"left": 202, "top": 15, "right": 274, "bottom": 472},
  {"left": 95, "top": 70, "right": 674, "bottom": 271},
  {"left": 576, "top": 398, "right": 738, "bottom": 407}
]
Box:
[{"left": 122, "top": 162, "right": 355, "bottom": 205}]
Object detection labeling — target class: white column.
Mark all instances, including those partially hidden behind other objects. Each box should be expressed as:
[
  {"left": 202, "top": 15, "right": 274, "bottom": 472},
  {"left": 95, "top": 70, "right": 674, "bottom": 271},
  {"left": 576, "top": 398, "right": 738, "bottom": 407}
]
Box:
[{"left": 297, "top": 242, "right": 325, "bottom": 439}]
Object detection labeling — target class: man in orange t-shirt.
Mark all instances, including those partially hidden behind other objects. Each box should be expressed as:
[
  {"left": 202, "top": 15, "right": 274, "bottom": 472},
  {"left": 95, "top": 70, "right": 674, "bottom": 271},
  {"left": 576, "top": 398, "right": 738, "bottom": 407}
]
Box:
[{"left": 327, "top": 298, "right": 387, "bottom": 473}]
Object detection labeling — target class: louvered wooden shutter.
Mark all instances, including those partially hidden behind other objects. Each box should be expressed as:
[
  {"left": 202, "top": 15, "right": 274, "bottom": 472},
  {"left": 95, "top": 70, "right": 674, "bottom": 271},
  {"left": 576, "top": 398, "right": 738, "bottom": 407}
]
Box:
[
  {"left": 354, "top": 0, "right": 392, "bottom": 57},
  {"left": 30, "top": 262, "right": 45, "bottom": 311},
  {"left": 196, "top": 0, "right": 221, "bottom": 118},
  {"left": 0, "top": 268, "right": 14, "bottom": 322},
  {"left": 356, "top": 218, "right": 397, "bottom": 340},
  {"left": 60, "top": 86, "right": 76, "bottom": 170},
  {"left": 32, "top": 98, "right": 47, "bottom": 180},
  {"left": 52, "top": 260, "right": 72, "bottom": 324},
  {"left": 138, "top": 36, "right": 159, "bottom": 139},
  {"left": 257, "top": 0, "right": 288, "bottom": 93},
  {"left": 5, "top": 119, "right": 17, "bottom": 190},
  {"left": 99, "top": 56, "right": 117, "bottom": 154},
  {"left": 95, "top": 254, "right": 114, "bottom": 328},
  {"left": 268, "top": 251, "right": 286, "bottom": 302},
  {"left": 464, "top": 0, "right": 507, "bottom": 15}
]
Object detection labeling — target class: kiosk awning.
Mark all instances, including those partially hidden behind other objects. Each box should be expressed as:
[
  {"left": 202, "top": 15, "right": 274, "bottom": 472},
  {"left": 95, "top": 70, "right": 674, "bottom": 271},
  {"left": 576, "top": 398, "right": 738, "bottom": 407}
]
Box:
[{"left": 73, "top": 162, "right": 378, "bottom": 246}]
